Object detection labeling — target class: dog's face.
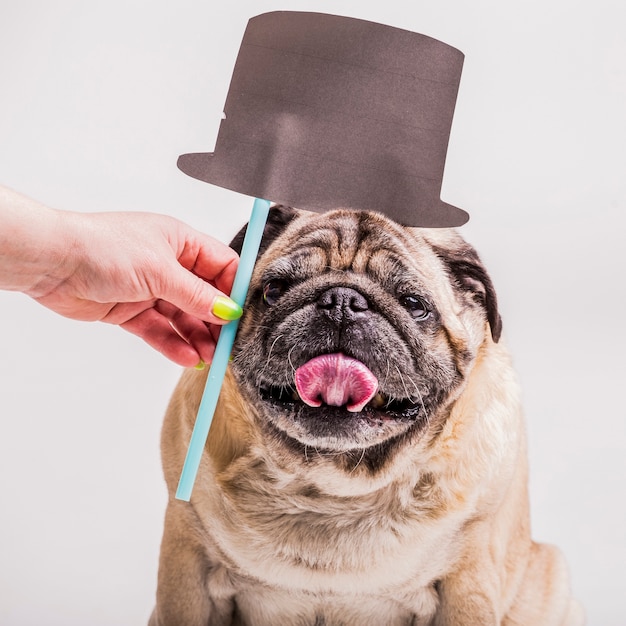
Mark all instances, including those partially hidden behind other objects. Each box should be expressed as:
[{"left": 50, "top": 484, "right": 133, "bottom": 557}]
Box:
[{"left": 230, "top": 206, "right": 501, "bottom": 471}]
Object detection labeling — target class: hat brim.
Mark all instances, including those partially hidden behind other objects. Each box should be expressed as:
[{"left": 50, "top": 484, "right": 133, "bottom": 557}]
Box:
[{"left": 178, "top": 150, "right": 468, "bottom": 228}]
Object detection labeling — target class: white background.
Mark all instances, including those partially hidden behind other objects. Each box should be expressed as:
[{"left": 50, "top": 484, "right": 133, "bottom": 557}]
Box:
[{"left": 0, "top": 1, "right": 624, "bottom": 624}]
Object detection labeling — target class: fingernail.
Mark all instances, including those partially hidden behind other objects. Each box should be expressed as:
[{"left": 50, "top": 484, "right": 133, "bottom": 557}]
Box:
[
  {"left": 212, "top": 296, "right": 243, "bottom": 321},
  {"left": 195, "top": 360, "right": 206, "bottom": 371}
]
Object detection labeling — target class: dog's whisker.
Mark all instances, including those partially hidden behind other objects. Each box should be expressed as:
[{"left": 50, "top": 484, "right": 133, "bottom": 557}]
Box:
[
  {"left": 396, "top": 373, "right": 431, "bottom": 426},
  {"left": 287, "top": 343, "right": 299, "bottom": 375},
  {"left": 349, "top": 447, "right": 366, "bottom": 474},
  {"left": 256, "top": 337, "right": 282, "bottom": 385},
  {"left": 394, "top": 364, "right": 412, "bottom": 400},
  {"left": 265, "top": 335, "right": 283, "bottom": 370},
  {"left": 383, "top": 359, "right": 392, "bottom": 390},
  {"left": 411, "top": 384, "right": 430, "bottom": 428}
]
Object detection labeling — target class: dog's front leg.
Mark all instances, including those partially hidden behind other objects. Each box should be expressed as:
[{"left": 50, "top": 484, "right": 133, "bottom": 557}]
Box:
[
  {"left": 149, "top": 503, "right": 235, "bottom": 626},
  {"left": 432, "top": 563, "right": 501, "bottom": 626}
]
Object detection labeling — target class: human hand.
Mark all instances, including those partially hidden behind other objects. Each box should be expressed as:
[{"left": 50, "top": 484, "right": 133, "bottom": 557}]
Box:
[
  {"left": 36, "top": 211, "right": 241, "bottom": 368},
  {"left": 0, "top": 186, "right": 241, "bottom": 367}
]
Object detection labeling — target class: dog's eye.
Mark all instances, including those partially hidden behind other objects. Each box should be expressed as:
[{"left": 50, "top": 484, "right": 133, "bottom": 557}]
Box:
[
  {"left": 263, "top": 280, "right": 288, "bottom": 306},
  {"left": 400, "top": 295, "right": 430, "bottom": 320}
]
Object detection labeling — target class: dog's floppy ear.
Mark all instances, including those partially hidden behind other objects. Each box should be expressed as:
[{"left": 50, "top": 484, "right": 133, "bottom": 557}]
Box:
[
  {"left": 434, "top": 244, "right": 503, "bottom": 343},
  {"left": 229, "top": 205, "right": 299, "bottom": 257}
]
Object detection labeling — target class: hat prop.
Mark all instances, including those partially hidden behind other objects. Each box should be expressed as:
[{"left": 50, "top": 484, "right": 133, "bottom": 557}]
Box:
[{"left": 176, "top": 12, "right": 467, "bottom": 500}]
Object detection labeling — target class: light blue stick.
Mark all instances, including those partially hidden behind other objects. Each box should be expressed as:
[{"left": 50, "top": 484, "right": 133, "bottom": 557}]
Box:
[{"left": 175, "top": 198, "right": 271, "bottom": 501}]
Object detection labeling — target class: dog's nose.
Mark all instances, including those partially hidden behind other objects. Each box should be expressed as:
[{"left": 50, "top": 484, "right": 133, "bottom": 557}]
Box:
[{"left": 317, "top": 286, "right": 369, "bottom": 322}]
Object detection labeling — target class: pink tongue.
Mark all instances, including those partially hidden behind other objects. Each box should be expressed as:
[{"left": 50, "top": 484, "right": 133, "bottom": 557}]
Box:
[{"left": 294, "top": 353, "right": 378, "bottom": 413}]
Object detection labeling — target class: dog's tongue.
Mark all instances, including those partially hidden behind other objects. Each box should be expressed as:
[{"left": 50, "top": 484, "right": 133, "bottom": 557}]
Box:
[{"left": 294, "top": 353, "right": 378, "bottom": 413}]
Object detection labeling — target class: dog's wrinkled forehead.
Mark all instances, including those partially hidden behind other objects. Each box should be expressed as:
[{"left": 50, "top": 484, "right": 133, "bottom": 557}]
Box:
[{"left": 258, "top": 208, "right": 442, "bottom": 278}]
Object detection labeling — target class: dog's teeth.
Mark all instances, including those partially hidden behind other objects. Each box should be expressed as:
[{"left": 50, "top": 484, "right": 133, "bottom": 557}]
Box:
[
  {"left": 292, "top": 390, "right": 301, "bottom": 402},
  {"left": 369, "top": 393, "right": 386, "bottom": 409}
]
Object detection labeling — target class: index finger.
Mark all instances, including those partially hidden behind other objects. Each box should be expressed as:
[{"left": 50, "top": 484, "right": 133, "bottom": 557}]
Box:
[{"left": 176, "top": 227, "right": 240, "bottom": 294}]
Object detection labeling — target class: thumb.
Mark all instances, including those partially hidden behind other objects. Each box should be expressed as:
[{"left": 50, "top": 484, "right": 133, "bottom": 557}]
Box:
[{"left": 159, "top": 262, "right": 242, "bottom": 324}]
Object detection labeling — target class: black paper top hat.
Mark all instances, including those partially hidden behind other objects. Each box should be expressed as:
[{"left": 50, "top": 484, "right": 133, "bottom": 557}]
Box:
[{"left": 178, "top": 11, "right": 468, "bottom": 227}]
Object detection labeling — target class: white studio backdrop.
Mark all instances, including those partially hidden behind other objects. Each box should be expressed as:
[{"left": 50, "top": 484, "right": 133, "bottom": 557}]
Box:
[{"left": 0, "top": 1, "right": 624, "bottom": 624}]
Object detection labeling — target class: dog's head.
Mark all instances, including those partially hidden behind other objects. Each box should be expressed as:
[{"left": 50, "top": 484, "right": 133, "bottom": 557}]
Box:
[{"left": 229, "top": 206, "right": 501, "bottom": 473}]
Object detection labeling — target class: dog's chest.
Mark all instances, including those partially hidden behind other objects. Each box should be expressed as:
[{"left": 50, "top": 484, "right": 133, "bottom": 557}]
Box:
[
  {"left": 227, "top": 584, "right": 438, "bottom": 626},
  {"left": 218, "top": 469, "right": 455, "bottom": 578},
  {"left": 210, "top": 472, "right": 457, "bottom": 625}
]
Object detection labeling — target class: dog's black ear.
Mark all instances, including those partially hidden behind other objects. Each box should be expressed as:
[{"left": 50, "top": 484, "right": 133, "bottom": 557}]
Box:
[
  {"left": 229, "top": 205, "right": 299, "bottom": 257},
  {"left": 434, "top": 244, "right": 503, "bottom": 343}
]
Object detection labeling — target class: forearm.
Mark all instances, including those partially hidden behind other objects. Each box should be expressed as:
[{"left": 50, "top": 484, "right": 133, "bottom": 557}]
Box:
[{"left": 0, "top": 185, "right": 79, "bottom": 296}]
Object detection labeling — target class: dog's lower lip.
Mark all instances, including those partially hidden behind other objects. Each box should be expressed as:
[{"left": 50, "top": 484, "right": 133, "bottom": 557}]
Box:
[{"left": 258, "top": 384, "right": 419, "bottom": 418}]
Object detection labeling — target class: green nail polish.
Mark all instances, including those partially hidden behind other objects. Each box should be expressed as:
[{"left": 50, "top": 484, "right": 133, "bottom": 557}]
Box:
[
  {"left": 213, "top": 296, "right": 243, "bottom": 321},
  {"left": 195, "top": 360, "right": 206, "bottom": 371}
]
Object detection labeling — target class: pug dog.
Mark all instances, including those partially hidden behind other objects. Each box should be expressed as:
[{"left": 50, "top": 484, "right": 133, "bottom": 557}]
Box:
[{"left": 149, "top": 206, "right": 583, "bottom": 626}]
